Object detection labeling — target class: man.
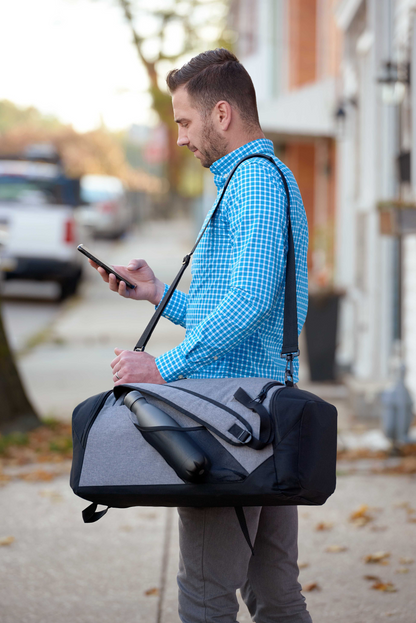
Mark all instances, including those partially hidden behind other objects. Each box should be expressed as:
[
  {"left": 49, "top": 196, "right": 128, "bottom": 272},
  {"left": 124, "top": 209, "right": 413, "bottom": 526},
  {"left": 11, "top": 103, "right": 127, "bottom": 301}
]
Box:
[{"left": 91, "top": 48, "right": 311, "bottom": 623}]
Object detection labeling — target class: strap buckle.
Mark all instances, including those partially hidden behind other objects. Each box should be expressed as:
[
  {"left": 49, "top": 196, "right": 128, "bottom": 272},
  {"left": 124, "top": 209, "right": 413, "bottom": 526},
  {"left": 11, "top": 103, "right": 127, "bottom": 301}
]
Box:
[
  {"left": 280, "top": 351, "right": 300, "bottom": 386},
  {"left": 228, "top": 423, "right": 253, "bottom": 444},
  {"left": 236, "top": 429, "right": 252, "bottom": 444}
]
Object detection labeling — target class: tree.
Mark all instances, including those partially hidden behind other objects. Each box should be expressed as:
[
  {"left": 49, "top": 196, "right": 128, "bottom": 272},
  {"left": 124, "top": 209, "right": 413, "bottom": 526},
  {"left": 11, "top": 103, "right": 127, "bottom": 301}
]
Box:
[
  {"left": 116, "top": 0, "right": 233, "bottom": 197},
  {"left": 0, "top": 298, "right": 40, "bottom": 433},
  {"left": 0, "top": 106, "right": 162, "bottom": 193},
  {"left": 0, "top": 100, "right": 62, "bottom": 134}
]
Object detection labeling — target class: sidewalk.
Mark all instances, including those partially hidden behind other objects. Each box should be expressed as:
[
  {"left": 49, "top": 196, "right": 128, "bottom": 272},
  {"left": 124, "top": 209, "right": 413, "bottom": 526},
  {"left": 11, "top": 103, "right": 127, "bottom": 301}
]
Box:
[
  {"left": 16, "top": 219, "right": 193, "bottom": 421},
  {"left": 1, "top": 219, "right": 416, "bottom": 623}
]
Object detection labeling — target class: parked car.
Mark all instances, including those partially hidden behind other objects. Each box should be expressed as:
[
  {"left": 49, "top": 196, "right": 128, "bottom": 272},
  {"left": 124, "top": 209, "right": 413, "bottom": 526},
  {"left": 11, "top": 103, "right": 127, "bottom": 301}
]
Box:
[
  {"left": 78, "top": 175, "right": 132, "bottom": 239},
  {"left": 0, "top": 156, "right": 85, "bottom": 300}
]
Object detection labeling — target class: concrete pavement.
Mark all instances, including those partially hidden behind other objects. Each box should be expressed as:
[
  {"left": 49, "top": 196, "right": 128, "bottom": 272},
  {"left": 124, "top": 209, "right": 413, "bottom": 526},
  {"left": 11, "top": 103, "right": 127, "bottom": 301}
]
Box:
[
  {"left": 1, "top": 219, "right": 416, "bottom": 623},
  {"left": 2, "top": 469, "right": 416, "bottom": 623}
]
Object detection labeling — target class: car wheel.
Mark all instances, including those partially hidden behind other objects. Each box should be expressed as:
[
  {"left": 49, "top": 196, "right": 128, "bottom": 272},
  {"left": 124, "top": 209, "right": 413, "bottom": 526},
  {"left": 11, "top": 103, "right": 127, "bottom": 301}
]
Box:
[{"left": 59, "top": 270, "right": 82, "bottom": 301}]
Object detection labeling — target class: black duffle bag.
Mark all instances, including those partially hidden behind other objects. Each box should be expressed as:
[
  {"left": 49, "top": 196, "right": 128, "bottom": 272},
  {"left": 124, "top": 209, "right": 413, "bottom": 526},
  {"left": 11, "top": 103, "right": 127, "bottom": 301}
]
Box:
[{"left": 70, "top": 154, "right": 338, "bottom": 533}]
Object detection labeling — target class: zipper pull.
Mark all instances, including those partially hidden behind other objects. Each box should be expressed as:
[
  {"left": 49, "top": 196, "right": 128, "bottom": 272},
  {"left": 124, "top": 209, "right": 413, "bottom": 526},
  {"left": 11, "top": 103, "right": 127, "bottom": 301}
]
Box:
[{"left": 256, "top": 382, "right": 283, "bottom": 404}]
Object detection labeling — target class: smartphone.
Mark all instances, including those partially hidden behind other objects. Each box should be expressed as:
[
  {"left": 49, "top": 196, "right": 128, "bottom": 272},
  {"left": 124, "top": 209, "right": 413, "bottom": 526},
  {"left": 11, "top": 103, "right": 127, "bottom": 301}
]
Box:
[{"left": 77, "top": 244, "right": 136, "bottom": 289}]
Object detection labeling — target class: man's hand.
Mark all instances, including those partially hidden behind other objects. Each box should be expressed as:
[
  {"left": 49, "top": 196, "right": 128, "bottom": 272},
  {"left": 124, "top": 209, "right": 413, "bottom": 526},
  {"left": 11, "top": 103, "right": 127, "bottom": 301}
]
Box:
[
  {"left": 89, "top": 258, "right": 165, "bottom": 305},
  {"left": 111, "top": 348, "right": 165, "bottom": 386}
]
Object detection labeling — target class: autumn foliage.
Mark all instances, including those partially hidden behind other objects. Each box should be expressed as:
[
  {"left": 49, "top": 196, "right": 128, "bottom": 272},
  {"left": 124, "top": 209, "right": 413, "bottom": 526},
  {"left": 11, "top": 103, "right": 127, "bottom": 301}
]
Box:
[{"left": 0, "top": 120, "right": 162, "bottom": 193}]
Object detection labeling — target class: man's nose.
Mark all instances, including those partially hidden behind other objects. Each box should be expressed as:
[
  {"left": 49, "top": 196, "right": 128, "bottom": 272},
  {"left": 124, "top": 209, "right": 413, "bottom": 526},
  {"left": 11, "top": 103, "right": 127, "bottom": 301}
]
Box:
[{"left": 177, "top": 128, "right": 189, "bottom": 147}]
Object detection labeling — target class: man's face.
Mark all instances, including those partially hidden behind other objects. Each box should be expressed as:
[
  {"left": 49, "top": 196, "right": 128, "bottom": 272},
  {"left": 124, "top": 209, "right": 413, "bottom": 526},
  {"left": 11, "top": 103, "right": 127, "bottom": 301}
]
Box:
[{"left": 172, "top": 86, "right": 227, "bottom": 168}]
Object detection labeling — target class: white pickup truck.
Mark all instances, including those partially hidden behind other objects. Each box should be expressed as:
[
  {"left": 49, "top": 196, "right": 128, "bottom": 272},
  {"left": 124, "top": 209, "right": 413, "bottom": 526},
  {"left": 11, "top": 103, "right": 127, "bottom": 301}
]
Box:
[{"left": 0, "top": 157, "right": 85, "bottom": 300}]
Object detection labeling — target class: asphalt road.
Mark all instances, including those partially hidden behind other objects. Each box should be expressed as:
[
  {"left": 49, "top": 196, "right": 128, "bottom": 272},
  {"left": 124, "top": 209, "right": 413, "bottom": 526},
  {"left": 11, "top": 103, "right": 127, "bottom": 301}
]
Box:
[{"left": 1, "top": 234, "right": 132, "bottom": 353}]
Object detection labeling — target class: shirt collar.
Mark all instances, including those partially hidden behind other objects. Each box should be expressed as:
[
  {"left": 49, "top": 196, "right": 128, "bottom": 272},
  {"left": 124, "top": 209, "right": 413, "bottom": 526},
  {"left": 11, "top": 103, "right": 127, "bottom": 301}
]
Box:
[{"left": 210, "top": 139, "right": 275, "bottom": 190}]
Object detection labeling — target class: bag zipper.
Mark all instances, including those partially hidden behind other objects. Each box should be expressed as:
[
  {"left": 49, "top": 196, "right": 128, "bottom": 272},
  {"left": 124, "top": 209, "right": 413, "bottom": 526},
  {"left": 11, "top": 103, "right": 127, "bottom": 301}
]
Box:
[
  {"left": 164, "top": 385, "right": 254, "bottom": 433},
  {"left": 256, "top": 382, "right": 285, "bottom": 404},
  {"left": 80, "top": 390, "right": 113, "bottom": 448}
]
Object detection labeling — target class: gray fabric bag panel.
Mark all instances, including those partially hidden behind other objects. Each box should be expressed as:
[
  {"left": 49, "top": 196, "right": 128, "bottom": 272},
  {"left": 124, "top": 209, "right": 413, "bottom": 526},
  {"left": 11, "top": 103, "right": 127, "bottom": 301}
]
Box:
[
  {"left": 110, "top": 378, "right": 279, "bottom": 474},
  {"left": 80, "top": 378, "right": 279, "bottom": 486},
  {"left": 79, "top": 393, "right": 183, "bottom": 487}
]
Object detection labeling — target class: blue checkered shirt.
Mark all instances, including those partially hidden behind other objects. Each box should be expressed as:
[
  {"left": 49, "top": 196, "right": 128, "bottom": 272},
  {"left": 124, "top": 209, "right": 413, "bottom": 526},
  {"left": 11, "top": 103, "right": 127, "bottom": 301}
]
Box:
[{"left": 155, "top": 139, "right": 308, "bottom": 383}]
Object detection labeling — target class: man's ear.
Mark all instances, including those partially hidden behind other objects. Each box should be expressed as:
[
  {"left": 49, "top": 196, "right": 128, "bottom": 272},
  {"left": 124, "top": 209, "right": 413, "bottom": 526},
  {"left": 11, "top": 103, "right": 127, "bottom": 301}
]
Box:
[{"left": 214, "top": 100, "right": 232, "bottom": 131}]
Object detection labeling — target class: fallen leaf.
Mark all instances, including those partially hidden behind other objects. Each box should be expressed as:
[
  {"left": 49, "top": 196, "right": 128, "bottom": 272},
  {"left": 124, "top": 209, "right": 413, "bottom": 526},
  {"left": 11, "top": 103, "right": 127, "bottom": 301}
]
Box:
[
  {"left": 298, "top": 562, "right": 309, "bottom": 569},
  {"left": 337, "top": 448, "right": 387, "bottom": 461},
  {"left": 350, "top": 504, "right": 369, "bottom": 518},
  {"left": 349, "top": 504, "right": 373, "bottom": 527},
  {"left": 371, "top": 581, "right": 397, "bottom": 593},
  {"left": 364, "top": 552, "right": 391, "bottom": 564},
  {"left": 0, "top": 474, "right": 11, "bottom": 486},
  {"left": 139, "top": 512, "right": 158, "bottom": 521},
  {"left": 18, "top": 469, "right": 54, "bottom": 482},
  {"left": 0, "top": 536, "right": 15, "bottom": 546},
  {"left": 395, "top": 502, "right": 411, "bottom": 509},
  {"left": 395, "top": 568, "right": 409, "bottom": 574},
  {"left": 364, "top": 575, "right": 382, "bottom": 582},
  {"left": 302, "top": 582, "right": 321, "bottom": 592},
  {"left": 399, "top": 557, "right": 414, "bottom": 565},
  {"left": 39, "top": 490, "right": 63, "bottom": 502},
  {"left": 407, "top": 517, "right": 416, "bottom": 524},
  {"left": 325, "top": 545, "right": 348, "bottom": 553},
  {"left": 144, "top": 587, "right": 159, "bottom": 596},
  {"left": 315, "top": 522, "right": 333, "bottom": 531}
]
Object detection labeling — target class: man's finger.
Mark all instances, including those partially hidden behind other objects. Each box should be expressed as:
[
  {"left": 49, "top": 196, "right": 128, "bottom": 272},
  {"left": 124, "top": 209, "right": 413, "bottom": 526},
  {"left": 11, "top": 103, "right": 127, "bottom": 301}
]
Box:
[
  {"left": 118, "top": 280, "right": 129, "bottom": 297},
  {"left": 108, "top": 273, "right": 119, "bottom": 291},
  {"left": 127, "top": 258, "right": 146, "bottom": 271},
  {"left": 110, "top": 351, "right": 123, "bottom": 369},
  {"left": 96, "top": 266, "right": 110, "bottom": 283}
]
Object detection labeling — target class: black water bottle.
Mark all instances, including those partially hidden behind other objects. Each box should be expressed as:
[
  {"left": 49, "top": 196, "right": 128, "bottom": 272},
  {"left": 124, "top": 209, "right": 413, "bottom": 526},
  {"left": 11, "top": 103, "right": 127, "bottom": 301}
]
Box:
[{"left": 123, "top": 390, "right": 210, "bottom": 483}]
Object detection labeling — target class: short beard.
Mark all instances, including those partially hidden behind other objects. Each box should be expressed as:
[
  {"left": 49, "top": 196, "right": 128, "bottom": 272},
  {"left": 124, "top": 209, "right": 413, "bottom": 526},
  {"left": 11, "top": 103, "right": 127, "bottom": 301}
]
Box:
[{"left": 198, "top": 117, "right": 228, "bottom": 168}]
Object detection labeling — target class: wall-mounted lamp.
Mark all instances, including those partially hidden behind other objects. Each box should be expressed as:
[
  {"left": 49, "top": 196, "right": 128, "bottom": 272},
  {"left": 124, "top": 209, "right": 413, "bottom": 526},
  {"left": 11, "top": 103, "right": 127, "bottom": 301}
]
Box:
[
  {"left": 334, "top": 98, "right": 357, "bottom": 140},
  {"left": 335, "top": 104, "right": 347, "bottom": 139},
  {"left": 377, "top": 61, "right": 410, "bottom": 105}
]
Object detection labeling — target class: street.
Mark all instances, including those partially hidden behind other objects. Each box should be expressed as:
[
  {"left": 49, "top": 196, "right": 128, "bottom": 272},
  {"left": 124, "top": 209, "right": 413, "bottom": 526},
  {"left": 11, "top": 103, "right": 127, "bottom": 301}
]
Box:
[{"left": 1, "top": 219, "right": 416, "bottom": 623}]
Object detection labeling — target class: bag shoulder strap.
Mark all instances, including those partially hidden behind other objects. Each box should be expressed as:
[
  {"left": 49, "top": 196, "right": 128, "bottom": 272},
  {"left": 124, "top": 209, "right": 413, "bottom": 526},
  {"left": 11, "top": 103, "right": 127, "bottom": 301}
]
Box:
[{"left": 134, "top": 153, "right": 299, "bottom": 383}]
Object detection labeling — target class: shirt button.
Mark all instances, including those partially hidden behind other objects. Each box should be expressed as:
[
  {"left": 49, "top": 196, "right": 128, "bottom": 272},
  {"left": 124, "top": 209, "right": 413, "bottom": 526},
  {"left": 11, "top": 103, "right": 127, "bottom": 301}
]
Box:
[
  {"left": 214, "top": 356, "right": 218, "bottom": 361},
  {"left": 178, "top": 375, "right": 184, "bottom": 379}
]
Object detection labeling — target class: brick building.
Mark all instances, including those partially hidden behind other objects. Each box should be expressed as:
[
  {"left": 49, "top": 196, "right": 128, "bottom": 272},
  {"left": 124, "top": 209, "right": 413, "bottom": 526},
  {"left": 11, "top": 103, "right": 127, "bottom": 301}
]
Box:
[{"left": 231, "top": 0, "right": 341, "bottom": 289}]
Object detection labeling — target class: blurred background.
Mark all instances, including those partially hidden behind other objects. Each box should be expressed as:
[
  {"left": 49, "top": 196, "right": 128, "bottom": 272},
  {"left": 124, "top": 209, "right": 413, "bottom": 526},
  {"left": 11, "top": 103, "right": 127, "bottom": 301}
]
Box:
[{"left": 1, "top": 0, "right": 416, "bottom": 447}]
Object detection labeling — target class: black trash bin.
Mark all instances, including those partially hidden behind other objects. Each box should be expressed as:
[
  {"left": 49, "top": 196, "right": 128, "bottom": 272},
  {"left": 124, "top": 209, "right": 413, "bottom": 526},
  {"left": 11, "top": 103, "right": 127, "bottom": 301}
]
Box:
[{"left": 305, "top": 291, "right": 341, "bottom": 382}]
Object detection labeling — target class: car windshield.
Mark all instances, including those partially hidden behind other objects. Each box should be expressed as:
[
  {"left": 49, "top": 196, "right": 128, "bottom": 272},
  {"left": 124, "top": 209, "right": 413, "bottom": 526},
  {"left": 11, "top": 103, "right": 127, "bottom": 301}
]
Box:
[
  {"left": 80, "top": 176, "right": 123, "bottom": 205},
  {"left": 80, "top": 188, "right": 118, "bottom": 204},
  {"left": 0, "top": 177, "right": 60, "bottom": 204}
]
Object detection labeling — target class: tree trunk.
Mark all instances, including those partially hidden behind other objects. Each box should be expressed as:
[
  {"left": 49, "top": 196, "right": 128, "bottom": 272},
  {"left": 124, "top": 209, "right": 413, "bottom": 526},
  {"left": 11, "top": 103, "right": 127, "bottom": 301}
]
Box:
[{"left": 0, "top": 300, "right": 41, "bottom": 434}]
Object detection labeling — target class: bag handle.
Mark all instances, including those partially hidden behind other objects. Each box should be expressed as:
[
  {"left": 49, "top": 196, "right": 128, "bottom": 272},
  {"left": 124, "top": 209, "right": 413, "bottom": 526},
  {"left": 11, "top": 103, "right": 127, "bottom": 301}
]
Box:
[{"left": 133, "top": 154, "right": 299, "bottom": 383}]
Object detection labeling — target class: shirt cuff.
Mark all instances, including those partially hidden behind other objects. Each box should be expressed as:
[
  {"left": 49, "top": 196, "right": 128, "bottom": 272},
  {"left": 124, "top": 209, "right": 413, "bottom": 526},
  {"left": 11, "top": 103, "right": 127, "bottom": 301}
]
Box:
[{"left": 155, "top": 345, "right": 192, "bottom": 383}]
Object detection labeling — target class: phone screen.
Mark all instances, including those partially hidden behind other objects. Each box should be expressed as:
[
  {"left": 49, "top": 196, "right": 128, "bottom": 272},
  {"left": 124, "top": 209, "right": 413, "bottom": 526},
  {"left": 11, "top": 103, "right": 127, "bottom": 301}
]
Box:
[{"left": 77, "top": 244, "right": 136, "bottom": 289}]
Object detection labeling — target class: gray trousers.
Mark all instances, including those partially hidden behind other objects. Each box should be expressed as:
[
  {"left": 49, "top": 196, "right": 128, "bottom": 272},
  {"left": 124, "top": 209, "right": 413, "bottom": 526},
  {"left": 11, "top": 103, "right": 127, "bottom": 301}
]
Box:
[{"left": 177, "top": 506, "right": 312, "bottom": 623}]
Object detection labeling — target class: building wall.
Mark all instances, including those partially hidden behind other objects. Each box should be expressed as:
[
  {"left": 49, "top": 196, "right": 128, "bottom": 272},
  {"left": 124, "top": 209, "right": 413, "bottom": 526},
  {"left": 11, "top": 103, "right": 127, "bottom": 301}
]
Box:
[
  {"left": 334, "top": 0, "right": 409, "bottom": 411},
  {"left": 288, "top": 0, "right": 318, "bottom": 89},
  {"left": 401, "top": 1, "right": 416, "bottom": 401},
  {"left": 281, "top": 139, "right": 337, "bottom": 284},
  {"left": 283, "top": 142, "right": 316, "bottom": 270}
]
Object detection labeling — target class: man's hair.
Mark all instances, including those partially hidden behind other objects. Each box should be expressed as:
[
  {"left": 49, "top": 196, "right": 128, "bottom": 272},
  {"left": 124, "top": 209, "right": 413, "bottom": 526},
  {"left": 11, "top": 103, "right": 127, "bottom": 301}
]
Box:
[{"left": 166, "top": 48, "right": 260, "bottom": 128}]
